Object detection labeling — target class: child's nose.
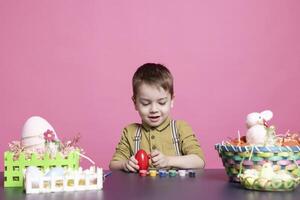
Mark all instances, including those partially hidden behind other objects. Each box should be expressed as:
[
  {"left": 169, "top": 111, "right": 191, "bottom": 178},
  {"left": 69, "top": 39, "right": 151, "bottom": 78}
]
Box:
[{"left": 150, "top": 104, "right": 159, "bottom": 113}]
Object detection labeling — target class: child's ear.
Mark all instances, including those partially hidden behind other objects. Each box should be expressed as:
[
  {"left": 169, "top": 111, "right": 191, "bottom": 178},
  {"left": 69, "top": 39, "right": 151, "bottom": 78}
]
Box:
[
  {"left": 171, "top": 95, "right": 175, "bottom": 108},
  {"left": 132, "top": 96, "right": 138, "bottom": 110}
]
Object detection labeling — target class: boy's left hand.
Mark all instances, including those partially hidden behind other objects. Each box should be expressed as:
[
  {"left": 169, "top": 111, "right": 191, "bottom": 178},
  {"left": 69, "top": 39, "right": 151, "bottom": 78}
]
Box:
[{"left": 150, "top": 150, "right": 170, "bottom": 169}]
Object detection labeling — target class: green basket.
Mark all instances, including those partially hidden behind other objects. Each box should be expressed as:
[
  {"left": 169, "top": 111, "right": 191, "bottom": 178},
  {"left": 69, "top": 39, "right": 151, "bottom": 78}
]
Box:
[
  {"left": 215, "top": 144, "right": 300, "bottom": 182},
  {"left": 4, "top": 151, "right": 80, "bottom": 187}
]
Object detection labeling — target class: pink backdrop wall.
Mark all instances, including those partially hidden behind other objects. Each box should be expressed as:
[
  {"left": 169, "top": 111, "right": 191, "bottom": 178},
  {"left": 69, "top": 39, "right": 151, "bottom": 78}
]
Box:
[{"left": 1, "top": 1, "right": 300, "bottom": 170}]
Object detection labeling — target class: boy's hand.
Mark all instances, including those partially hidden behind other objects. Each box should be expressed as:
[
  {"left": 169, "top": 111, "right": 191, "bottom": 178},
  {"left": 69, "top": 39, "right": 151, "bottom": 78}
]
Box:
[
  {"left": 123, "top": 156, "right": 139, "bottom": 172},
  {"left": 150, "top": 150, "right": 170, "bottom": 169}
]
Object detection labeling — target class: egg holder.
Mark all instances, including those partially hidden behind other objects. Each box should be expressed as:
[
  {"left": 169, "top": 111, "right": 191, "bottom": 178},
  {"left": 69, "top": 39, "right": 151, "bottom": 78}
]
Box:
[
  {"left": 215, "top": 144, "right": 300, "bottom": 183},
  {"left": 24, "top": 166, "right": 103, "bottom": 194},
  {"left": 4, "top": 151, "right": 79, "bottom": 187}
]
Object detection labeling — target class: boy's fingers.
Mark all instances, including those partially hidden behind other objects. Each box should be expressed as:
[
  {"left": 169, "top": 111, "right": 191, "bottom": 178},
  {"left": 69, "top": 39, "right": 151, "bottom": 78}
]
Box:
[
  {"left": 129, "top": 160, "right": 139, "bottom": 170},
  {"left": 127, "top": 161, "right": 137, "bottom": 172},
  {"left": 152, "top": 160, "right": 158, "bottom": 166},
  {"left": 129, "top": 160, "right": 137, "bottom": 167},
  {"left": 151, "top": 152, "right": 162, "bottom": 162},
  {"left": 151, "top": 150, "right": 160, "bottom": 157},
  {"left": 130, "top": 156, "right": 138, "bottom": 164},
  {"left": 151, "top": 156, "right": 159, "bottom": 163},
  {"left": 152, "top": 159, "right": 161, "bottom": 167},
  {"left": 123, "top": 163, "right": 129, "bottom": 172},
  {"left": 133, "top": 158, "right": 138, "bottom": 164},
  {"left": 127, "top": 164, "right": 136, "bottom": 172}
]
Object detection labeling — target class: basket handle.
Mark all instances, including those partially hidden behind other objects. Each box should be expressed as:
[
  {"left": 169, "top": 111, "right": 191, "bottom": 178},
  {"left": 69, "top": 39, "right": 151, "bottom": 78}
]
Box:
[{"left": 76, "top": 151, "right": 95, "bottom": 165}]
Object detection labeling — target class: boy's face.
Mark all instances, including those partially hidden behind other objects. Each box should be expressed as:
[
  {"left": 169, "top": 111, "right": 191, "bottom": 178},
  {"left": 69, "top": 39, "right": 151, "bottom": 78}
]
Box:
[{"left": 134, "top": 83, "right": 174, "bottom": 127}]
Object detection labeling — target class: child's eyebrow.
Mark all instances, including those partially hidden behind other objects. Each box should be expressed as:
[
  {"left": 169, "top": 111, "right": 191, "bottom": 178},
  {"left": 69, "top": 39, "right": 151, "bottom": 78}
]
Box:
[
  {"left": 158, "top": 97, "right": 167, "bottom": 101},
  {"left": 139, "top": 97, "right": 167, "bottom": 101},
  {"left": 139, "top": 98, "right": 151, "bottom": 102}
]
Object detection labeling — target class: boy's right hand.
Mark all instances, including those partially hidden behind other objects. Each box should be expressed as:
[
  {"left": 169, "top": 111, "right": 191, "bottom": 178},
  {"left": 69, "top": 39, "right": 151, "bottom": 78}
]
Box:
[{"left": 123, "top": 156, "right": 139, "bottom": 172}]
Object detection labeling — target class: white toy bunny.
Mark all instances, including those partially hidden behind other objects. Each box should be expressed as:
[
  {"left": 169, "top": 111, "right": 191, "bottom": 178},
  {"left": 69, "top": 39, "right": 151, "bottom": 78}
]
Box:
[{"left": 246, "top": 110, "right": 276, "bottom": 146}]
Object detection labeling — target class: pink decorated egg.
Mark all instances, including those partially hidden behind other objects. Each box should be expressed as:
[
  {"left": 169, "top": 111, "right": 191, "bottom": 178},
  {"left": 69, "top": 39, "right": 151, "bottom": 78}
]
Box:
[{"left": 21, "top": 116, "right": 58, "bottom": 151}]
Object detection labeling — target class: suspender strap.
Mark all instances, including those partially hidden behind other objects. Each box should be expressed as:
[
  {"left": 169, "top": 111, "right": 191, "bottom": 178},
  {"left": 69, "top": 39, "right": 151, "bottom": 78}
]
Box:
[
  {"left": 134, "top": 125, "right": 142, "bottom": 154},
  {"left": 134, "top": 120, "right": 181, "bottom": 156},
  {"left": 171, "top": 120, "right": 181, "bottom": 156}
]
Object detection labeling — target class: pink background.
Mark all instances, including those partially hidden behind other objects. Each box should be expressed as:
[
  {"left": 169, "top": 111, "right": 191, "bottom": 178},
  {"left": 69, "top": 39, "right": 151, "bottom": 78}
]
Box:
[{"left": 1, "top": 1, "right": 300, "bottom": 170}]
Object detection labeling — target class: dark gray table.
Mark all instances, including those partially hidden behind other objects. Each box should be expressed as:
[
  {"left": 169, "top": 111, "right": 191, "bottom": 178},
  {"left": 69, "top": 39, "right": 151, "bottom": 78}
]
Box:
[{"left": 1, "top": 170, "right": 299, "bottom": 200}]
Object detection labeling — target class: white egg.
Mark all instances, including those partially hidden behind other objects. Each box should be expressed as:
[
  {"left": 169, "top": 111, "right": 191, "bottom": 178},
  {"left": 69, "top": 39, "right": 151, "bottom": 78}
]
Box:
[
  {"left": 21, "top": 116, "right": 58, "bottom": 150},
  {"left": 25, "top": 166, "right": 43, "bottom": 184},
  {"left": 45, "top": 167, "right": 65, "bottom": 177}
]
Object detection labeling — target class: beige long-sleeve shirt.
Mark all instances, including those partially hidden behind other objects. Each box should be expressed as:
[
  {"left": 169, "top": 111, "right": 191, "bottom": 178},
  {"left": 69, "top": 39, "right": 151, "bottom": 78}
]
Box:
[{"left": 111, "top": 117, "right": 205, "bottom": 164}]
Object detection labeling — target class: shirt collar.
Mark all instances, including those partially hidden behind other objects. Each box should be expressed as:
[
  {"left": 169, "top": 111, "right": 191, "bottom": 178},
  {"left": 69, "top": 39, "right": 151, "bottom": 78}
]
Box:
[{"left": 141, "top": 116, "right": 171, "bottom": 132}]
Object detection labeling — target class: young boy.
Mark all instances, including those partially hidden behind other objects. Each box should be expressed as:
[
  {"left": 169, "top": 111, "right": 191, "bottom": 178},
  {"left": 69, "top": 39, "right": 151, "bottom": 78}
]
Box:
[{"left": 109, "top": 63, "right": 205, "bottom": 172}]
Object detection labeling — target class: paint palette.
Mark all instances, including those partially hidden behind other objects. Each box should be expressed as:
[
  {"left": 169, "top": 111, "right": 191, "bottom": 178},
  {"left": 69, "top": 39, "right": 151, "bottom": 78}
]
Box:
[{"left": 139, "top": 169, "right": 197, "bottom": 177}]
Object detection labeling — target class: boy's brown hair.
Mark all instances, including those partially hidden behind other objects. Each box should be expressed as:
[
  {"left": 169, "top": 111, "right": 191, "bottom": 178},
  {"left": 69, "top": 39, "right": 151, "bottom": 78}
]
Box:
[{"left": 132, "top": 63, "right": 174, "bottom": 99}]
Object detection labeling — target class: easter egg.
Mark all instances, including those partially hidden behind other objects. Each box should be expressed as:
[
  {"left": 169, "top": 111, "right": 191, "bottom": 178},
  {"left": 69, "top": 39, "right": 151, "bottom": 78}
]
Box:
[
  {"left": 46, "top": 167, "right": 65, "bottom": 177},
  {"left": 26, "top": 166, "right": 43, "bottom": 185},
  {"left": 21, "top": 116, "right": 57, "bottom": 151},
  {"left": 135, "top": 149, "right": 149, "bottom": 170}
]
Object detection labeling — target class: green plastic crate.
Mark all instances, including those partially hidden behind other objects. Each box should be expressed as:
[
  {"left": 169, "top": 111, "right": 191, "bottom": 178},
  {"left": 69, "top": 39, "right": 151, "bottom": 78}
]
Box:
[{"left": 4, "top": 151, "right": 79, "bottom": 187}]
